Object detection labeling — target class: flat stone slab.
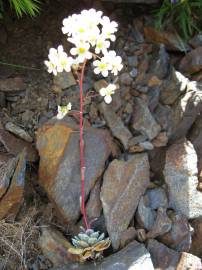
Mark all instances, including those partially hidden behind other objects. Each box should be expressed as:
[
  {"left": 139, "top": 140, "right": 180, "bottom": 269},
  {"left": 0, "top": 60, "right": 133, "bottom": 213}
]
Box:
[
  {"left": 100, "top": 153, "right": 150, "bottom": 249},
  {"left": 164, "top": 138, "right": 202, "bottom": 219},
  {"left": 37, "top": 118, "right": 112, "bottom": 223}
]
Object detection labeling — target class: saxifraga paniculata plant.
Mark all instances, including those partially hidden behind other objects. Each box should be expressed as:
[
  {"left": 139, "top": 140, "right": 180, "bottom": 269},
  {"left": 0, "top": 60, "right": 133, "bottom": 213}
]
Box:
[
  {"left": 155, "top": 0, "right": 202, "bottom": 40},
  {"left": 44, "top": 9, "right": 123, "bottom": 262}
]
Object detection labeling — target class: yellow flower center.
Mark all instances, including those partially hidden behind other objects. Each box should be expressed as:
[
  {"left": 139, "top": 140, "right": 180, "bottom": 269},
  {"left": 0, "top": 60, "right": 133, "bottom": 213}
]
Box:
[
  {"left": 99, "top": 63, "right": 107, "bottom": 70},
  {"left": 78, "top": 47, "right": 86, "bottom": 54}
]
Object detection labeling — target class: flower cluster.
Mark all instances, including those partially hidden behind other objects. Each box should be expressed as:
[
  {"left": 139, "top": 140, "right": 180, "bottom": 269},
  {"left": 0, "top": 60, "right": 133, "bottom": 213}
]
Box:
[{"left": 44, "top": 9, "right": 123, "bottom": 108}]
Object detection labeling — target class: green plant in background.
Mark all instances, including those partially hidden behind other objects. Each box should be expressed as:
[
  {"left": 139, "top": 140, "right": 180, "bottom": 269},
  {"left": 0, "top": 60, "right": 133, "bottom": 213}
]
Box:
[
  {"left": 0, "top": 0, "right": 41, "bottom": 18},
  {"left": 155, "top": 0, "right": 202, "bottom": 40}
]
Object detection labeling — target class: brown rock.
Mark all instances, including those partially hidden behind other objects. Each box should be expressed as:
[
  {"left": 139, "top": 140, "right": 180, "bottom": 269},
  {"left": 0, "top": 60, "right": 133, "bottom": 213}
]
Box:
[
  {"left": 37, "top": 118, "right": 112, "bottom": 224},
  {"left": 119, "top": 227, "right": 136, "bottom": 248},
  {"left": 159, "top": 214, "right": 192, "bottom": 252},
  {"left": 0, "top": 77, "right": 26, "bottom": 92},
  {"left": 0, "top": 150, "right": 26, "bottom": 220},
  {"left": 100, "top": 153, "right": 150, "bottom": 249},
  {"left": 136, "top": 228, "right": 147, "bottom": 242},
  {"left": 190, "top": 218, "right": 202, "bottom": 257},
  {"left": 86, "top": 180, "right": 102, "bottom": 219},
  {"left": 53, "top": 71, "right": 76, "bottom": 89},
  {"left": 176, "top": 252, "right": 202, "bottom": 270},
  {"left": 147, "top": 239, "right": 180, "bottom": 269},
  {"left": 39, "top": 227, "right": 73, "bottom": 267},
  {"left": 120, "top": 73, "right": 133, "bottom": 86},
  {"left": 152, "top": 132, "right": 168, "bottom": 147},
  {"left": 179, "top": 46, "right": 202, "bottom": 74},
  {"left": 144, "top": 26, "right": 189, "bottom": 52},
  {"left": 0, "top": 129, "right": 38, "bottom": 162},
  {"left": 148, "top": 75, "right": 162, "bottom": 87},
  {"left": 94, "top": 79, "right": 108, "bottom": 92}
]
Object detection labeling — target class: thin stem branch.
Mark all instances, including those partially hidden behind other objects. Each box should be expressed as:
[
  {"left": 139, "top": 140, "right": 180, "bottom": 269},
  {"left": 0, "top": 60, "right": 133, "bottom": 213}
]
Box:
[{"left": 78, "top": 59, "right": 90, "bottom": 230}]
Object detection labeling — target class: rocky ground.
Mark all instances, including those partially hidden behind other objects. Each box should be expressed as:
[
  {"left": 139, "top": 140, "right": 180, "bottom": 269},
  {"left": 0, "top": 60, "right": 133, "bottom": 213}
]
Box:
[{"left": 0, "top": 0, "right": 202, "bottom": 269}]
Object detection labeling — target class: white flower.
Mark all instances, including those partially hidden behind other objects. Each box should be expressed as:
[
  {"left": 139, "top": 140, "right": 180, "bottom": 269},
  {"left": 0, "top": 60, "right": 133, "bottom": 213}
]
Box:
[
  {"left": 44, "top": 60, "right": 57, "bottom": 75},
  {"left": 62, "top": 14, "right": 79, "bottom": 36},
  {"left": 101, "top": 16, "right": 118, "bottom": 41},
  {"left": 95, "top": 37, "right": 110, "bottom": 54},
  {"left": 70, "top": 42, "right": 92, "bottom": 63},
  {"left": 44, "top": 45, "right": 73, "bottom": 75},
  {"left": 99, "top": 84, "right": 116, "bottom": 104},
  {"left": 93, "top": 57, "right": 112, "bottom": 77},
  {"left": 105, "top": 50, "right": 123, "bottom": 75},
  {"left": 81, "top": 9, "right": 103, "bottom": 28},
  {"left": 57, "top": 102, "right": 72, "bottom": 119}
]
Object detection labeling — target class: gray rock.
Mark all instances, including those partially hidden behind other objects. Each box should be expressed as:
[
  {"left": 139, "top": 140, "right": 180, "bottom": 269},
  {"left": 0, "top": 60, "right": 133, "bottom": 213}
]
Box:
[
  {"left": 136, "top": 196, "right": 156, "bottom": 231},
  {"left": 160, "top": 69, "right": 188, "bottom": 105},
  {"left": 147, "top": 239, "right": 180, "bottom": 270},
  {"left": 139, "top": 141, "right": 154, "bottom": 150},
  {"left": 154, "top": 104, "right": 172, "bottom": 136},
  {"left": 53, "top": 71, "right": 76, "bottom": 89},
  {"left": 130, "top": 68, "right": 138, "bottom": 78},
  {"left": 100, "top": 154, "right": 150, "bottom": 249},
  {"left": 99, "top": 102, "right": 132, "bottom": 149},
  {"left": 51, "top": 241, "right": 154, "bottom": 270},
  {"left": 170, "top": 82, "right": 202, "bottom": 141},
  {"left": 179, "top": 46, "right": 202, "bottom": 74},
  {"left": 145, "top": 187, "right": 168, "bottom": 210},
  {"left": 148, "top": 86, "right": 161, "bottom": 112},
  {"left": 128, "top": 55, "right": 138, "bottom": 67},
  {"left": 164, "top": 139, "right": 202, "bottom": 219},
  {"left": 189, "top": 34, "right": 202, "bottom": 48},
  {"left": 132, "top": 97, "right": 161, "bottom": 140}
]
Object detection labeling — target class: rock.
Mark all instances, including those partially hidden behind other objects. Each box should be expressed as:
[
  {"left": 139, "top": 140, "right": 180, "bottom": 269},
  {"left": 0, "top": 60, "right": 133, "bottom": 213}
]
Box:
[
  {"left": 0, "top": 92, "right": 6, "bottom": 107},
  {"left": 132, "top": 97, "right": 161, "bottom": 140},
  {"left": 145, "top": 187, "right": 168, "bottom": 210},
  {"left": 139, "top": 141, "right": 154, "bottom": 151},
  {"left": 160, "top": 213, "right": 192, "bottom": 252},
  {"left": 190, "top": 218, "right": 202, "bottom": 257},
  {"left": 136, "top": 196, "right": 156, "bottom": 231},
  {"left": 147, "top": 208, "right": 172, "bottom": 239},
  {"left": 149, "top": 147, "right": 166, "bottom": 180},
  {"left": 160, "top": 69, "right": 188, "bottom": 105},
  {"left": 5, "top": 122, "right": 33, "bottom": 142},
  {"left": 39, "top": 227, "right": 73, "bottom": 267},
  {"left": 154, "top": 104, "right": 172, "bottom": 135},
  {"left": 93, "top": 79, "right": 108, "bottom": 92},
  {"left": 131, "top": 18, "right": 145, "bottom": 43},
  {"left": 128, "top": 134, "right": 148, "bottom": 146},
  {"left": 0, "top": 25, "right": 7, "bottom": 45},
  {"left": 147, "top": 239, "right": 180, "bottom": 270},
  {"left": 189, "top": 34, "right": 202, "bottom": 48},
  {"left": 148, "top": 75, "right": 162, "bottom": 87},
  {"left": 0, "top": 77, "right": 26, "bottom": 92},
  {"left": 128, "top": 55, "right": 138, "bottom": 67},
  {"left": 51, "top": 241, "right": 154, "bottom": 270},
  {"left": 189, "top": 115, "right": 202, "bottom": 172},
  {"left": 144, "top": 26, "right": 189, "bottom": 52},
  {"left": 100, "top": 153, "right": 150, "bottom": 249},
  {"left": 37, "top": 118, "right": 112, "bottom": 223},
  {"left": 120, "top": 72, "right": 133, "bottom": 86},
  {"left": 170, "top": 83, "right": 202, "bottom": 141},
  {"left": 130, "top": 68, "right": 138, "bottom": 78},
  {"left": 136, "top": 228, "right": 147, "bottom": 242},
  {"left": 0, "top": 156, "right": 18, "bottom": 199},
  {"left": 179, "top": 46, "right": 202, "bottom": 74},
  {"left": 164, "top": 139, "right": 202, "bottom": 219},
  {"left": 152, "top": 131, "right": 168, "bottom": 147},
  {"left": 147, "top": 86, "right": 161, "bottom": 112},
  {"left": 86, "top": 180, "right": 102, "bottom": 219},
  {"left": 53, "top": 71, "right": 76, "bottom": 89},
  {"left": 99, "top": 102, "right": 132, "bottom": 149},
  {"left": 119, "top": 227, "right": 137, "bottom": 248},
  {"left": 176, "top": 252, "right": 202, "bottom": 270},
  {"left": 149, "top": 44, "right": 171, "bottom": 80},
  {"left": 0, "top": 129, "right": 38, "bottom": 162},
  {"left": 0, "top": 150, "right": 26, "bottom": 220}
]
